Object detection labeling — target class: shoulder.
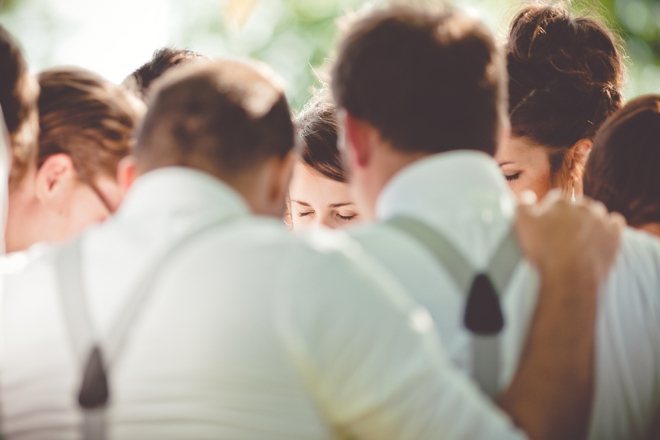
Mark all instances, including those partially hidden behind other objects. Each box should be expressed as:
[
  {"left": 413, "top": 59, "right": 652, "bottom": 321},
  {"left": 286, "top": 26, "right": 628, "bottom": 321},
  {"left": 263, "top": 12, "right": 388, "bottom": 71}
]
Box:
[
  {"left": 602, "top": 227, "right": 660, "bottom": 321},
  {"left": 616, "top": 227, "right": 660, "bottom": 279}
]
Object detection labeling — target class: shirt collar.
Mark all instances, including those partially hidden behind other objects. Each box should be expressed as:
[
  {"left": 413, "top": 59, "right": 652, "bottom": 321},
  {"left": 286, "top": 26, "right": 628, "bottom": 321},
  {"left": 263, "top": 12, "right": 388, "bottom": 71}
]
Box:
[
  {"left": 115, "top": 166, "right": 251, "bottom": 223},
  {"left": 376, "top": 150, "right": 516, "bottom": 225}
]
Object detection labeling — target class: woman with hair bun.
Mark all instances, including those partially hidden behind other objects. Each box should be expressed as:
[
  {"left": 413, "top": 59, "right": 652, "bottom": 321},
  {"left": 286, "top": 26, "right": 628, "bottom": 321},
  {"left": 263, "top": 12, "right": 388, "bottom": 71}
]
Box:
[
  {"left": 584, "top": 94, "right": 660, "bottom": 237},
  {"left": 287, "top": 91, "right": 364, "bottom": 230},
  {"left": 495, "top": 4, "right": 624, "bottom": 199}
]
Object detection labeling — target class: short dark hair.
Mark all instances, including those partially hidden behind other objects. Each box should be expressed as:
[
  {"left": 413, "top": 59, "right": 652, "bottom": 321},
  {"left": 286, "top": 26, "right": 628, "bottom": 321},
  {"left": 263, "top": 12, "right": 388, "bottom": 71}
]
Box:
[
  {"left": 122, "top": 47, "right": 209, "bottom": 101},
  {"left": 332, "top": 5, "right": 506, "bottom": 156},
  {"left": 583, "top": 95, "right": 660, "bottom": 227},
  {"left": 295, "top": 91, "right": 345, "bottom": 182},
  {"left": 0, "top": 24, "right": 39, "bottom": 187},
  {"left": 135, "top": 60, "right": 295, "bottom": 178},
  {"left": 38, "top": 67, "right": 145, "bottom": 183},
  {"left": 507, "top": 5, "right": 624, "bottom": 175}
]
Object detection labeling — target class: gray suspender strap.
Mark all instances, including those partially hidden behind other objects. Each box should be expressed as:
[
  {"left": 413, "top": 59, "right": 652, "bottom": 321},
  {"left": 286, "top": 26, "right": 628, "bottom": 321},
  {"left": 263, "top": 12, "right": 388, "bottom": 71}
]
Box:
[
  {"left": 54, "top": 220, "right": 232, "bottom": 440},
  {"left": 386, "top": 217, "right": 474, "bottom": 294},
  {"left": 386, "top": 216, "right": 521, "bottom": 397},
  {"left": 55, "top": 239, "right": 107, "bottom": 440}
]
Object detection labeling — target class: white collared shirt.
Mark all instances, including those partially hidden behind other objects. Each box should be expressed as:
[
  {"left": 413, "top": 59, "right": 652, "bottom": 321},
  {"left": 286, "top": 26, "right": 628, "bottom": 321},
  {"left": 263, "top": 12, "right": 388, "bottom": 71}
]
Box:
[
  {"left": 0, "top": 167, "right": 526, "bottom": 440},
  {"left": 351, "top": 151, "right": 660, "bottom": 440}
]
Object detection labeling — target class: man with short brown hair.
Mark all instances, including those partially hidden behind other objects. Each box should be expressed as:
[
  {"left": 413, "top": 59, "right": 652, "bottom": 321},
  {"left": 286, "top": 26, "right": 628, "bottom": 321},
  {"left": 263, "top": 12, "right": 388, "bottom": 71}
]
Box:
[
  {"left": 5, "top": 67, "right": 145, "bottom": 252},
  {"left": 333, "top": 5, "right": 660, "bottom": 440}
]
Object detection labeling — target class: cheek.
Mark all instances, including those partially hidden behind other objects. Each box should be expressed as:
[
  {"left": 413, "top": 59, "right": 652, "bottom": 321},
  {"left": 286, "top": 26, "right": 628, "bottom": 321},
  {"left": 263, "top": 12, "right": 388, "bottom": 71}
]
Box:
[{"left": 508, "top": 168, "right": 554, "bottom": 200}]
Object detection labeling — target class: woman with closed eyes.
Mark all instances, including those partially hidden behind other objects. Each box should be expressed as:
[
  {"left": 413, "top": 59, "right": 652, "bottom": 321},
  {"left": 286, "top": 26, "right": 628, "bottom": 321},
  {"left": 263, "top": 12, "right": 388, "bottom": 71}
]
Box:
[
  {"left": 287, "top": 92, "right": 363, "bottom": 231},
  {"left": 495, "top": 4, "right": 624, "bottom": 200}
]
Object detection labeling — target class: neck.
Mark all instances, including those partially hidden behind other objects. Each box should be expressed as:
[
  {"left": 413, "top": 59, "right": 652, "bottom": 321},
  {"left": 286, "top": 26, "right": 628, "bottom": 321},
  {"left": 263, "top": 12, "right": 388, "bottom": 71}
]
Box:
[
  {"left": 638, "top": 223, "right": 660, "bottom": 238},
  {"left": 363, "top": 144, "right": 428, "bottom": 218}
]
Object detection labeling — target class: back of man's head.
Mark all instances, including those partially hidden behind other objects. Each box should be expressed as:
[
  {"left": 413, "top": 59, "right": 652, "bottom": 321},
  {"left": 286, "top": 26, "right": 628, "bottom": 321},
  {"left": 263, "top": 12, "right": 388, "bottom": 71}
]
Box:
[
  {"left": 134, "top": 59, "right": 294, "bottom": 181},
  {"left": 332, "top": 6, "right": 506, "bottom": 156},
  {"left": 122, "top": 48, "right": 209, "bottom": 101},
  {"left": 38, "top": 67, "right": 145, "bottom": 184}
]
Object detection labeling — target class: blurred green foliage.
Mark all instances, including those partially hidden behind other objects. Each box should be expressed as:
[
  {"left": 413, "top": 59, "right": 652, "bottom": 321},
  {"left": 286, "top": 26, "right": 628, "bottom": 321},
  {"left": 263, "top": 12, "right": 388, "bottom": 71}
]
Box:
[
  {"left": 176, "top": 0, "right": 660, "bottom": 109},
  {"left": 1, "top": 0, "right": 659, "bottom": 108}
]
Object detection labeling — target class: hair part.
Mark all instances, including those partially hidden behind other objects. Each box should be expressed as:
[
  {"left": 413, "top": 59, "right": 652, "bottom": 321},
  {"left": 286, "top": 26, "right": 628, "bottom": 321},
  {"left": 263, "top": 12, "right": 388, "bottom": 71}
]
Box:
[
  {"left": 38, "top": 67, "right": 145, "bottom": 184},
  {"left": 135, "top": 59, "right": 295, "bottom": 179},
  {"left": 295, "top": 90, "right": 346, "bottom": 183},
  {"left": 332, "top": 5, "right": 506, "bottom": 157},
  {"left": 584, "top": 94, "right": 660, "bottom": 227}
]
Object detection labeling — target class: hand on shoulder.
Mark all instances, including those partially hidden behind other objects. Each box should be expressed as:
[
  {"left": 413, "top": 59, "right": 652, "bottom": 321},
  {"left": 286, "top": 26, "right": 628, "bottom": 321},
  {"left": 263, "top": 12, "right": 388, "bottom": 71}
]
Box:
[{"left": 515, "top": 189, "right": 625, "bottom": 288}]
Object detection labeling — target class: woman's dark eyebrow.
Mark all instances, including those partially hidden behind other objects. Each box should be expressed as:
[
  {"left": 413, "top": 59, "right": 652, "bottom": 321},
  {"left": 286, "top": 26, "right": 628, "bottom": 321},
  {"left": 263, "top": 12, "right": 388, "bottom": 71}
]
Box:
[
  {"left": 329, "top": 202, "right": 354, "bottom": 208},
  {"left": 292, "top": 200, "right": 311, "bottom": 207}
]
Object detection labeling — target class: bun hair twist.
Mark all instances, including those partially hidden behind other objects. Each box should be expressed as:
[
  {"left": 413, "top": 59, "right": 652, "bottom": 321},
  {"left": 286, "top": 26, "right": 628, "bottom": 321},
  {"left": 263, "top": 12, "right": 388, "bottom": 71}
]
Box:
[{"left": 507, "top": 4, "right": 624, "bottom": 149}]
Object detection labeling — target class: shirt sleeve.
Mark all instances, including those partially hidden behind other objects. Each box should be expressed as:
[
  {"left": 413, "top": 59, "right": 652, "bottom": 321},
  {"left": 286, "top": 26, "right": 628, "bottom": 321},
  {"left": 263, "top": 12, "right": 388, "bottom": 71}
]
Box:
[{"left": 275, "top": 237, "right": 527, "bottom": 440}]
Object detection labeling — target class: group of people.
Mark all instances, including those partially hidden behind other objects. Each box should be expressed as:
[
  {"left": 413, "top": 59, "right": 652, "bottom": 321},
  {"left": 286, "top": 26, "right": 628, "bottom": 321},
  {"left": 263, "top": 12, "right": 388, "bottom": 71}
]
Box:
[{"left": 0, "top": 2, "right": 658, "bottom": 439}]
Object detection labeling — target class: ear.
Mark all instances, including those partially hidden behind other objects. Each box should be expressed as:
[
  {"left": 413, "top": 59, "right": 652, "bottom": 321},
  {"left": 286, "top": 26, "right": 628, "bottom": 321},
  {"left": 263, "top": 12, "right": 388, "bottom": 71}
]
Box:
[
  {"left": 34, "top": 153, "right": 77, "bottom": 204},
  {"left": 568, "top": 139, "right": 592, "bottom": 196},
  {"left": 269, "top": 149, "right": 296, "bottom": 211},
  {"left": 117, "top": 155, "right": 137, "bottom": 195},
  {"left": 341, "top": 111, "right": 374, "bottom": 169},
  {"left": 572, "top": 139, "right": 592, "bottom": 166}
]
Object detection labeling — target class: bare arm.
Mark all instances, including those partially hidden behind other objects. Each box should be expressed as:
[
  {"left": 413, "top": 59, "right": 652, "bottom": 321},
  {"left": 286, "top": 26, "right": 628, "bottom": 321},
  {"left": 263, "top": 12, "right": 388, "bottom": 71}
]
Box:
[{"left": 499, "top": 192, "right": 624, "bottom": 440}]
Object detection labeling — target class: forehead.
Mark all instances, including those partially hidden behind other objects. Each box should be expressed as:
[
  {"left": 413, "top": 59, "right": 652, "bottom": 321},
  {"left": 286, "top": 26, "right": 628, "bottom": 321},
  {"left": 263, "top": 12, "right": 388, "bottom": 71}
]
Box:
[
  {"left": 289, "top": 161, "right": 352, "bottom": 207},
  {"left": 495, "top": 136, "right": 548, "bottom": 166}
]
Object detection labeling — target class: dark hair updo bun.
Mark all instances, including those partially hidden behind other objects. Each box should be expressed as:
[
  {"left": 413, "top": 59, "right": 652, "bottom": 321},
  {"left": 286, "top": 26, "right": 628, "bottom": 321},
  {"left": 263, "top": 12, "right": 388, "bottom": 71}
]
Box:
[{"left": 507, "top": 4, "right": 624, "bottom": 153}]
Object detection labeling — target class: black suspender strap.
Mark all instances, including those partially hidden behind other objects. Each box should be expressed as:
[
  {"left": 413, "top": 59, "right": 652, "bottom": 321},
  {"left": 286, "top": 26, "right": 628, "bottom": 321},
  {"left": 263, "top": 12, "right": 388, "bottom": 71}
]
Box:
[
  {"left": 54, "top": 219, "right": 234, "bottom": 440},
  {"left": 387, "top": 216, "right": 522, "bottom": 397}
]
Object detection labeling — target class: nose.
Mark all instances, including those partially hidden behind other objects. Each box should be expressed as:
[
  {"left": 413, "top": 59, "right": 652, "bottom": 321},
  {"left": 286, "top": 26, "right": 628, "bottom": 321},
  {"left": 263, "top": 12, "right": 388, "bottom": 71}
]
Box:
[{"left": 318, "top": 216, "right": 338, "bottom": 230}]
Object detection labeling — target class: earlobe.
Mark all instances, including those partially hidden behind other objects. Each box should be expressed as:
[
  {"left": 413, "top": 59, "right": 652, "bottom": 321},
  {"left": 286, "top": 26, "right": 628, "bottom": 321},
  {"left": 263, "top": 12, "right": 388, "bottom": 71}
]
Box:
[{"left": 117, "top": 155, "right": 137, "bottom": 195}]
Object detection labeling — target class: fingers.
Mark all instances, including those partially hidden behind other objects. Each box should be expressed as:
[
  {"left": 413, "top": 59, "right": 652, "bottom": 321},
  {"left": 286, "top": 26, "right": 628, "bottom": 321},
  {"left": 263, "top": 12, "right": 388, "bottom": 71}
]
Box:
[
  {"left": 609, "top": 212, "right": 627, "bottom": 229},
  {"left": 539, "top": 188, "right": 567, "bottom": 208},
  {"left": 519, "top": 190, "right": 538, "bottom": 206},
  {"left": 514, "top": 188, "right": 626, "bottom": 281}
]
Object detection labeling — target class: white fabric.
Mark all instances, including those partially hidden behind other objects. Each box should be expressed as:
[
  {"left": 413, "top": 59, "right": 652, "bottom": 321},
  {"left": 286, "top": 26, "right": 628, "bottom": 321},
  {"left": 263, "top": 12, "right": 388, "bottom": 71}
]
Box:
[
  {"left": 0, "top": 167, "right": 526, "bottom": 440},
  {"left": 350, "top": 150, "right": 660, "bottom": 440}
]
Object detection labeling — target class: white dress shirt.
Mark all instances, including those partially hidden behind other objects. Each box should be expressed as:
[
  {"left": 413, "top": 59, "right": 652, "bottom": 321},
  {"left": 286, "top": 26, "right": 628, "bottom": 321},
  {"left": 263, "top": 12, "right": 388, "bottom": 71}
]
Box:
[
  {"left": 0, "top": 167, "right": 526, "bottom": 440},
  {"left": 350, "top": 151, "right": 660, "bottom": 440}
]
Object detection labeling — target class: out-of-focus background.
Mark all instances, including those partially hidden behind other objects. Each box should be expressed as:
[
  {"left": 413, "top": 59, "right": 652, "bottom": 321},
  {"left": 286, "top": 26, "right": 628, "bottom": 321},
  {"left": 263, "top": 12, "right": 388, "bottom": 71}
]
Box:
[{"left": 1, "top": 0, "right": 659, "bottom": 110}]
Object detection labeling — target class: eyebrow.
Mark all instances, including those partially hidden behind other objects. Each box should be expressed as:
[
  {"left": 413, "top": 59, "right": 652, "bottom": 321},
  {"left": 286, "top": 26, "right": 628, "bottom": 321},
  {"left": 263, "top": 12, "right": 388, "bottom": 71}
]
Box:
[{"left": 292, "top": 200, "right": 355, "bottom": 209}]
